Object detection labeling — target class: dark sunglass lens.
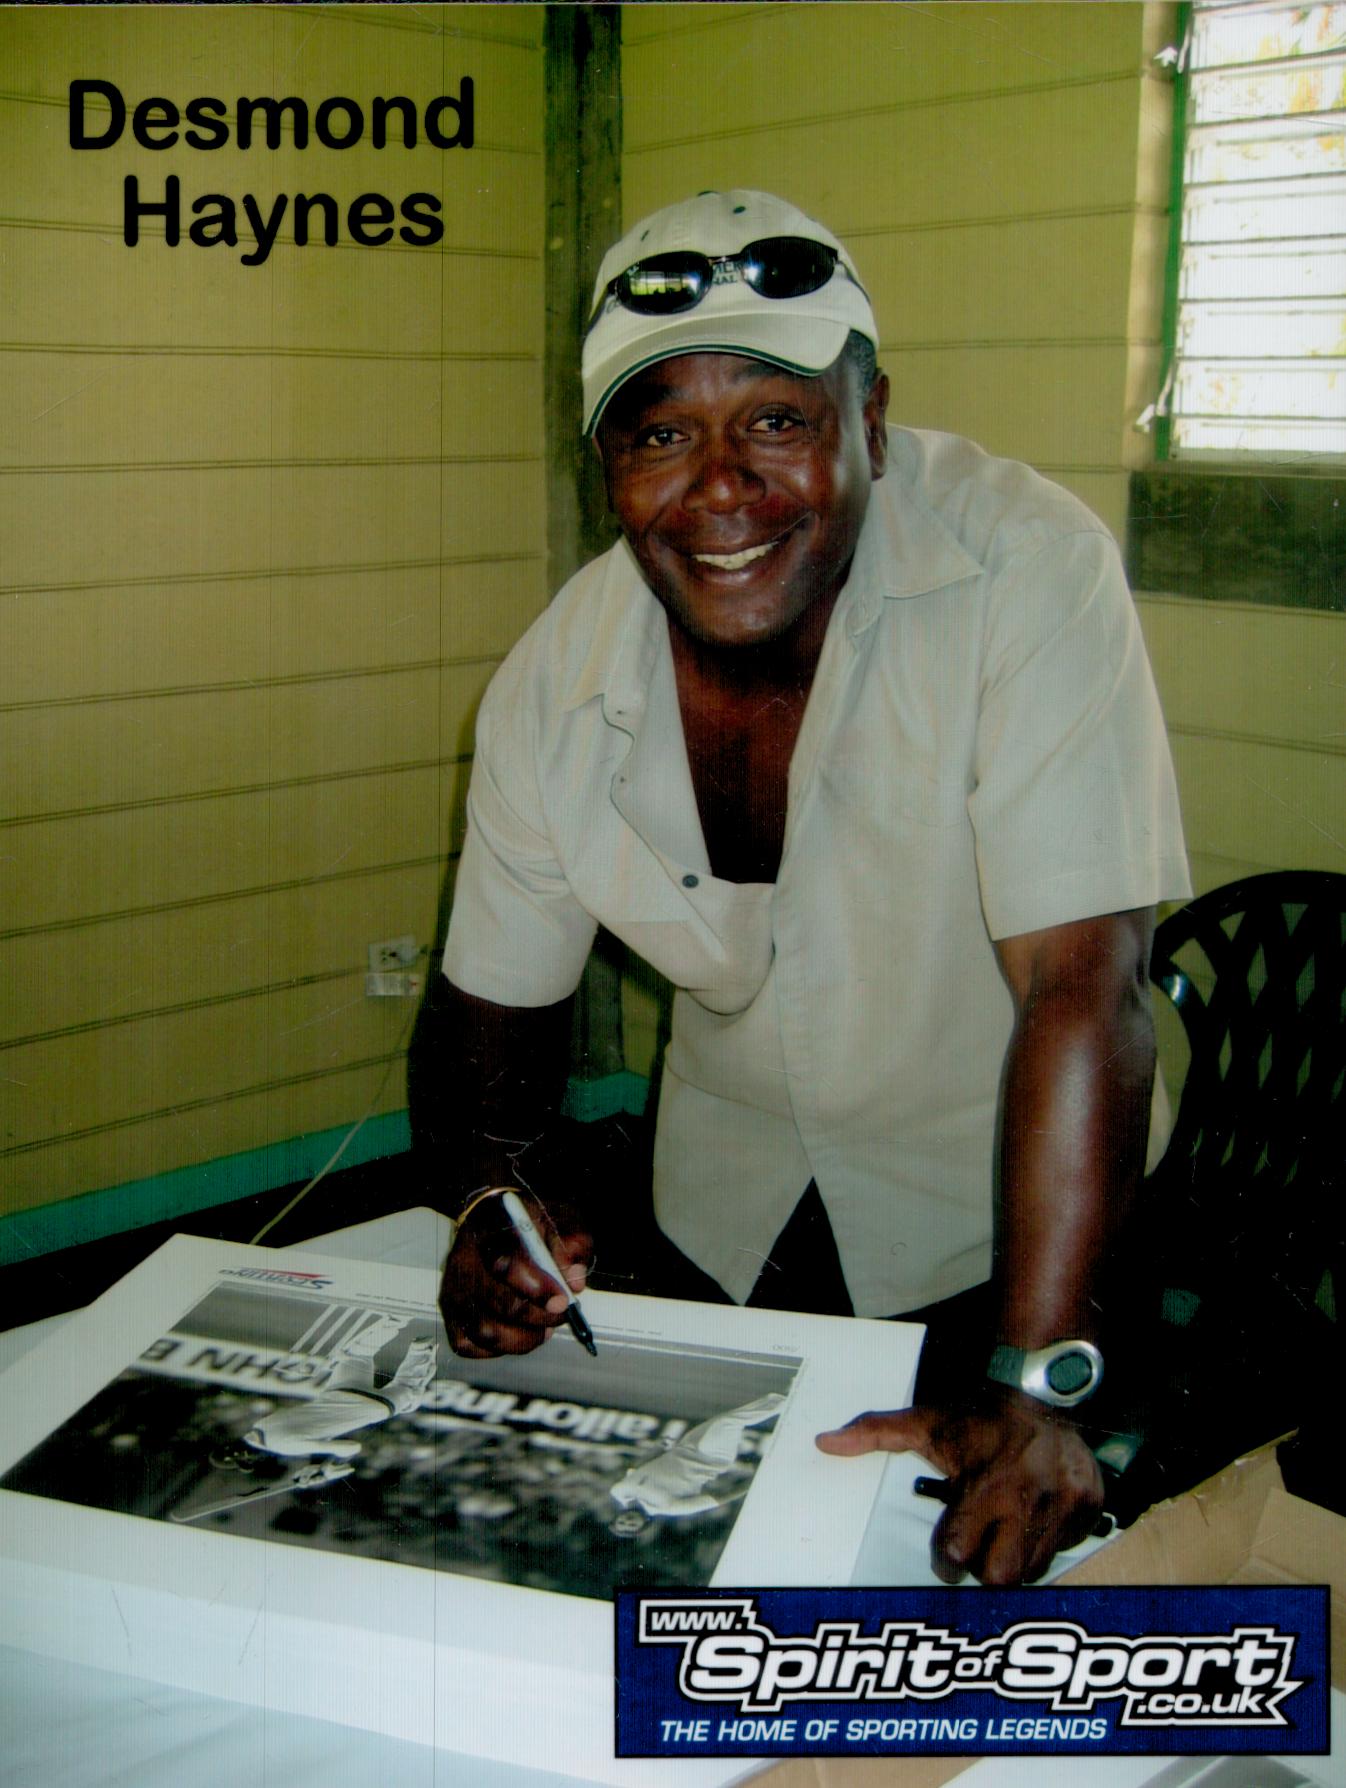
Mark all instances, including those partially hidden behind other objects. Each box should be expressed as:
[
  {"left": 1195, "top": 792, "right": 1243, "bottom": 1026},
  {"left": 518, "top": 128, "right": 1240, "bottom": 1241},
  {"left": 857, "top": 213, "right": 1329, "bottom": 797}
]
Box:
[
  {"left": 743, "top": 237, "right": 838, "bottom": 299},
  {"left": 619, "top": 253, "right": 711, "bottom": 313}
]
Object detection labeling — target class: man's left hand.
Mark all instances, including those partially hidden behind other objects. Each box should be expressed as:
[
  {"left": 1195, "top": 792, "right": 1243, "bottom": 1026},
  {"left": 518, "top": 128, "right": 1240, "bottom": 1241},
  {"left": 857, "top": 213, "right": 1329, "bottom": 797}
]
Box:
[{"left": 816, "top": 1393, "right": 1104, "bottom": 1585}]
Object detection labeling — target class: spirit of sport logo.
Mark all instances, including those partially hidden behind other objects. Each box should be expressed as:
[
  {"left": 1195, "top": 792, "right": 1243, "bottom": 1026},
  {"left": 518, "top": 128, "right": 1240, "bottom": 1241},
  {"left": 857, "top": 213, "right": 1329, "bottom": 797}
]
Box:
[{"left": 636, "top": 1598, "right": 1302, "bottom": 1728}]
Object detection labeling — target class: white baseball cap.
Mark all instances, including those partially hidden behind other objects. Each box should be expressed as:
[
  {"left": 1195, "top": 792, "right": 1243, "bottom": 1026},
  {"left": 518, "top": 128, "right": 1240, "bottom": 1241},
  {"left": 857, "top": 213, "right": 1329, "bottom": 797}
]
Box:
[{"left": 581, "top": 190, "right": 878, "bottom": 434}]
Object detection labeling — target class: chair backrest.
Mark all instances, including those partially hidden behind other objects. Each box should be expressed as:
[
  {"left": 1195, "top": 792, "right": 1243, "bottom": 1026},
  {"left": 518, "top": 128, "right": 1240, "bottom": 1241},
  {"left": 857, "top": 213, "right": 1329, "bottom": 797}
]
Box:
[{"left": 1149, "top": 870, "right": 1346, "bottom": 1292}]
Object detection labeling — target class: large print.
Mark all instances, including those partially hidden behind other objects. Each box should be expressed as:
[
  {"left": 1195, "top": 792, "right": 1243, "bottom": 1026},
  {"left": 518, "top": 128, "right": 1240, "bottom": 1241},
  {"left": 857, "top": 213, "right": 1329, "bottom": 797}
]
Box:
[{"left": 3, "top": 1271, "right": 800, "bottom": 1601}]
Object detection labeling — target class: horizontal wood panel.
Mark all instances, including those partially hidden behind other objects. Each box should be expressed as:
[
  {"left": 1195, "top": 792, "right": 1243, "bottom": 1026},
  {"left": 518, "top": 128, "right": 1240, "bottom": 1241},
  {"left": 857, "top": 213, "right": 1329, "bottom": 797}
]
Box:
[
  {"left": 0, "top": 862, "right": 451, "bottom": 1046},
  {"left": 2, "top": 459, "right": 545, "bottom": 589},
  {"left": 296, "top": 4, "right": 544, "bottom": 50},
  {"left": 625, "top": 84, "right": 1149, "bottom": 232},
  {"left": 0, "top": 766, "right": 472, "bottom": 936},
  {"left": 0, "top": 1053, "right": 412, "bottom": 1212},
  {"left": 1, "top": 659, "right": 496, "bottom": 818},
  {"left": 4, "top": 5, "right": 541, "bottom": 133},
  {"left": 5, "top": 558, "right": 547, "bottom": 705},
  {"left": 1, "top": 226, "right": 542, "bottom": 356},
  {"left": 622, "top": 3, "right": 1147, "bottom": 116},
  {"left": 2, "top": 101, "right": 540, "bottom": 257},
  {"left": 1036, "top": 472, "right": 1129, "bottom": 546},
  {"left": 1186, "top": 849, "right": 1292, "bottom": 898},
  {"left": 1136, "top": 595, "right": 1346, "bottom": 749},
  {"left": 1135, "top": 598, "right": 1345, "bottom": 923},
  {"left": 2, "top": 973, "right": 419, "bottom": 1154},
  {"left": 862, "top": 216, "right": 1149, "bottom": 348},
  {"left": 2, "top": 353, "right": 543, "bottom": 469},
  {"left": 621, "top": 3, "right": 772, "bottom": 44},
  {"left": 1127, "top": 210, "right": 1170, "bottom": 345},
  {"left": 1122, "top": 343, "right": 1165, "bottom": 471},
  {"left": 891, "top": 344, "right": 1131, "bottom": 470},
  {"left": 1134, "top": 74, "right": 1176, "bottom": 213},
  {"left": 1167, "top": 732, "right": 1346, "bottom": 877},
  {"left": 0, "top": 1, "right": 544, "bottom": 1220}
]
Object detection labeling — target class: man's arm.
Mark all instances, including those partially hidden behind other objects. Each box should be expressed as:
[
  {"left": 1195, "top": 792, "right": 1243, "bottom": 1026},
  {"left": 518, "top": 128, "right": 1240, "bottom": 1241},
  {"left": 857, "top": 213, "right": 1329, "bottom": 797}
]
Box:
[
  {"left": 431, "top": 980, "right": 593, "bottom": 1359},
  {"left": 818, "top": 906, "right": 1156, "bottom": 1584},
  {"left": 993, "top": 904, "right": 1156, "bottom": 1345}
]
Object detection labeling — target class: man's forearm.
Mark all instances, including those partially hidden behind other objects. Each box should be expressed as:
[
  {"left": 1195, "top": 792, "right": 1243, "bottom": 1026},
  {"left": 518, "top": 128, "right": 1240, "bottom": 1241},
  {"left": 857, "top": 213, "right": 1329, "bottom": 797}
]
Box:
[
  {"left": 421, "top": 978, "right": 575, "bottom": 1212},
  {"left": 433, "top": 978, "right": 592, "bottom": 1360},
  {"left": 991, "top": 910, "right": 1157, "bottom": 1349}
]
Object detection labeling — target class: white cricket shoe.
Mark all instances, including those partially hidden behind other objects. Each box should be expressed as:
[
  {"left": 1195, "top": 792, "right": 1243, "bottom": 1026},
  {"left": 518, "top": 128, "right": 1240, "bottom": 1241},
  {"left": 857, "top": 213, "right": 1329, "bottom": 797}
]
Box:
[{"left": 390, "top": 1337, "right": 439, "bottom": 1394}]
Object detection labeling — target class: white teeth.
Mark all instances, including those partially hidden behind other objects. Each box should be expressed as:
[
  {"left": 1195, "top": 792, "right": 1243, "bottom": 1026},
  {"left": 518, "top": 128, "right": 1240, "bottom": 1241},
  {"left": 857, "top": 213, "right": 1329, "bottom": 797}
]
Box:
[{"left": 693, "top": 541, "right": 776, "bottom": 570}]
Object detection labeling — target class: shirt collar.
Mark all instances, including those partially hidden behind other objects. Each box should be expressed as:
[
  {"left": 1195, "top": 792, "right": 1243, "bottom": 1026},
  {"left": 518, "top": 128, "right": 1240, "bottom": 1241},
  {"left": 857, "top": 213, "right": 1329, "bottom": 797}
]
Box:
[
  {"left": 841, "top": 428, "right": 984, "bottom": 636},
  {"left": 561, "top": 426, "right": 985, "bottom": 709},
  {"left": 562, "top": 536, "right": 667, "bottom": 718}
]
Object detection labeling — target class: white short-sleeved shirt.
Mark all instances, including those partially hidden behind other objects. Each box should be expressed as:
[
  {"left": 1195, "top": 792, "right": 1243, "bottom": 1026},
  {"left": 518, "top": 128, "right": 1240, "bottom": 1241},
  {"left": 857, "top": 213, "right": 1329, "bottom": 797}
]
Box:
[{"left": 444, "top": 428, "right": 1190, "bottom": 1317}]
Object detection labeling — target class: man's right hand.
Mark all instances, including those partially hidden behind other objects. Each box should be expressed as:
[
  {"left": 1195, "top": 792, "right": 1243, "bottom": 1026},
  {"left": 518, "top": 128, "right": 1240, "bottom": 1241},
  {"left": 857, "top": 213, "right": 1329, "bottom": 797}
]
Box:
[{"left": 439, "top": 1190, "right": 592, "bottom": 1359}]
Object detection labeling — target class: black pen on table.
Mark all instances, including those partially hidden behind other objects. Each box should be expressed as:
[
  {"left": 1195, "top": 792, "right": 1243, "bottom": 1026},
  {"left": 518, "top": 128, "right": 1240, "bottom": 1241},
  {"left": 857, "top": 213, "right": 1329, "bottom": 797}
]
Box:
[{"left": 501, "top": 1189, "right": 598, "bottom": 1356}]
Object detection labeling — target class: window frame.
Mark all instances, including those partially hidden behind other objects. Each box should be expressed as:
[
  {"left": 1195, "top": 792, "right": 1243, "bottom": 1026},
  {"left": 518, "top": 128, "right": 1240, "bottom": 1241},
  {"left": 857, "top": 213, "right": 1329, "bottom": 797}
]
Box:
[{"left": 1128, "top": 1, "right": 1345, "bottom": 612}]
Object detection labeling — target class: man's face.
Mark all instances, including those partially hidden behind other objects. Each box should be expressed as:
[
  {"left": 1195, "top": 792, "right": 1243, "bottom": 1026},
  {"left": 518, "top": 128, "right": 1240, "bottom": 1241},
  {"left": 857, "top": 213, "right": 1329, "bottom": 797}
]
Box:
[{"left": 595, "top": 352, "right": 888, "bottom": 651}]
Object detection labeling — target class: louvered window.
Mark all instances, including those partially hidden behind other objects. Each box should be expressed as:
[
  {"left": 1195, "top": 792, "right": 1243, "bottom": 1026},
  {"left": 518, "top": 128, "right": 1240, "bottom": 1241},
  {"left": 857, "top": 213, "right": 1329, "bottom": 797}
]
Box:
[{"left": 1165, "top": 0, "right": 1346, "bottom": 460}]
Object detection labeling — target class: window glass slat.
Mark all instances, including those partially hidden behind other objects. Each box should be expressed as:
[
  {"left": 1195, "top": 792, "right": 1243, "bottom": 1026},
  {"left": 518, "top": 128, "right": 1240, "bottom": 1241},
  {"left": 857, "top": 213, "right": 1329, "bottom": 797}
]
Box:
[
  {"left": 1175, "top": 358, "right": 1346, "bottom": 423},
  {"left": 1179, "top": 237, "right": 1346, "bottom": 299},
  {"left": 1187, "top": 121, "right": 1346, "bottom": 184},
  {"left": 1183, "top": 178, "right": 1346, "bottom": 241},
  {"left": 1192, "top": 2, "right": 1346, "bottom": 71},
  {"left": 1189, "top": 58, "right": 1346, "bottom": 128},
  {"left": 1179, "top": 297, "right": 1346, "bottom": 357},
  {"left": 1173, "top": 415, "right": 1346, "bottom": 456}
]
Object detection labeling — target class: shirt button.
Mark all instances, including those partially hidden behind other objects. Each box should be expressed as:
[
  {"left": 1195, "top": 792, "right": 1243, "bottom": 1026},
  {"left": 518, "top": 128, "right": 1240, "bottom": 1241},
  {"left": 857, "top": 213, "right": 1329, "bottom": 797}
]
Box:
[{"left": 682, "top": 873, "right": 699, "bottom": 888}]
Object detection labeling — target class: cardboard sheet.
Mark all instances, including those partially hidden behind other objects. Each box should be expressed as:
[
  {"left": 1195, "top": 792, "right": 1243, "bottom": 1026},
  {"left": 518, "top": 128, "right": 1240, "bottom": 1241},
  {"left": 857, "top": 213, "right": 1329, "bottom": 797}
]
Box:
[{"left": 755, "top": 1443, "right": 1346, "bottom": 1788}]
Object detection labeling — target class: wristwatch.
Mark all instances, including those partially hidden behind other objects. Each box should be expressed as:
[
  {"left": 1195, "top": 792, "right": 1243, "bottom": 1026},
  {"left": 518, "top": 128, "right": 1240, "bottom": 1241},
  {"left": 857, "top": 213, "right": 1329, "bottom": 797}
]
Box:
[{"left": 986, "top": 1339, "right": 1104, "bottom": 1409}]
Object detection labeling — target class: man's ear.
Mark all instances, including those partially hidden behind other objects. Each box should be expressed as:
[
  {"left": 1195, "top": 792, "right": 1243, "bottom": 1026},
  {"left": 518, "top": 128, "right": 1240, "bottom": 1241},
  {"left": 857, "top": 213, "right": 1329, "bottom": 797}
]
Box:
[
  {"left": 864, "top": 371, "right": 890, "bottom": 481},
  {"left": 590, "top": 430, "right": 614, "bottom": 505}
]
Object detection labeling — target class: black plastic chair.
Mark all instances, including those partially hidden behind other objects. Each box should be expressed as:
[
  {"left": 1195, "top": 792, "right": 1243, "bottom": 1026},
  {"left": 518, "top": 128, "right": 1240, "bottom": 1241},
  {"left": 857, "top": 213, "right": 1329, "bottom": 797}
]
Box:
[
  {"left": 1147, "top": 869, "right": 1346, "bottom": 1316},
  {"left": 1116, "top": 871, "right": 1346, "bottom": 1514}
]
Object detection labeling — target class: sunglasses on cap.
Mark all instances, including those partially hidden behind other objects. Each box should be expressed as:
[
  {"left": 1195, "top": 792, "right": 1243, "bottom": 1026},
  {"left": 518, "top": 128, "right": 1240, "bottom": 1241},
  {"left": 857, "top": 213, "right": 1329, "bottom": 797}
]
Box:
[{"left": 589, "top": 235, "right": 866, "bottom": 327}]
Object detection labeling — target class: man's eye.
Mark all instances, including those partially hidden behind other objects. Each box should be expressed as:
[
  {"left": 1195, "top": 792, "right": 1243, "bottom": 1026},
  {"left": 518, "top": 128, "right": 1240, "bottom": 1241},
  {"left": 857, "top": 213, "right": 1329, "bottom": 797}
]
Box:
[
  {"left": 750, "top": 410, "right": 800, "bottom": 434},
  {"left": 636, "top": 424, "right": 685, "bottom": 448}
]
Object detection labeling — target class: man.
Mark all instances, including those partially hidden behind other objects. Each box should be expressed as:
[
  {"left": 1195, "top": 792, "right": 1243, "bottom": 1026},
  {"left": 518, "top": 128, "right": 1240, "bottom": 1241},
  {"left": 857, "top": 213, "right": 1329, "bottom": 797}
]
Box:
[
  {"left": 237, "top": 1329, "right": 440, "bottom": 1461},
  {"left": 434, "top": 191, "right": 1189, "bottom": 1585},
  {"left": 177, "top": 1323, "right": 439, "bottom": 1523}
]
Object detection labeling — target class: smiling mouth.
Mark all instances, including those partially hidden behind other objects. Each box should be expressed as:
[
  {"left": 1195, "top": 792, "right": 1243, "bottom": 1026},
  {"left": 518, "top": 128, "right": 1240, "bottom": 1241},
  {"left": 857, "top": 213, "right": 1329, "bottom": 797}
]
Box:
[
  {"left": 692, "top": 542, "right": 775, "bottom": 571},
  {"left": 690, "top": 525, "right": 798, "bottom": 572}
]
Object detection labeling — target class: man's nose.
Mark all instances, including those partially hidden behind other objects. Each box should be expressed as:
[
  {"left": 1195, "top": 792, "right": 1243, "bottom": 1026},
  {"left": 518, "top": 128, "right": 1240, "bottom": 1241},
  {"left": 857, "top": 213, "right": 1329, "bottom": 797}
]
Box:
[{"left": 683, "top": 436, "right": 764, "bottom": 512}]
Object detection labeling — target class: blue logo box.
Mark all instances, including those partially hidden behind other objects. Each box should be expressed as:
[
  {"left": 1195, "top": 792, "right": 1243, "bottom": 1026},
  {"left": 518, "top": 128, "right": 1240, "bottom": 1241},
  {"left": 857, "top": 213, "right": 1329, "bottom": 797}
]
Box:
[{"left": 615, "top": 1585, "right": 1330, "bottom": 1760}]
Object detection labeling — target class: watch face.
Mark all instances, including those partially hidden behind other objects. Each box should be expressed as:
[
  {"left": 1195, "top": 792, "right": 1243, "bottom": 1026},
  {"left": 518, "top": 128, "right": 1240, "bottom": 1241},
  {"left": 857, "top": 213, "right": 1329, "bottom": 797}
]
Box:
[{"left": 1045, "top": 1350, "right": 1096, "bottom": 1396}]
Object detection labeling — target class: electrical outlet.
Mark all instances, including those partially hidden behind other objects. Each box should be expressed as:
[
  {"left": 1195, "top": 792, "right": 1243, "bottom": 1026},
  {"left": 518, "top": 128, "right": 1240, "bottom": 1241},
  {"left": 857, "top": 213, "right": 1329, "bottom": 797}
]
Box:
[
  {"left": 366, "top": 936, "right": 422, "bottom": 998},
  {"left": 368, "top": 935, "right": 419, "bottom": 973}
]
